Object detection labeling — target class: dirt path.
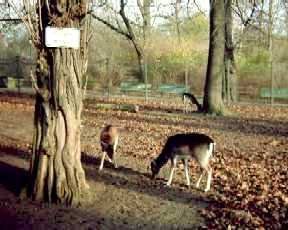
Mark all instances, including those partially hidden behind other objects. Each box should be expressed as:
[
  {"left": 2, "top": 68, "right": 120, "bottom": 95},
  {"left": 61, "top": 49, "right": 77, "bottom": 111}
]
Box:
[{"left": 0, "top": 98, "right": 208, "bottom": 229}]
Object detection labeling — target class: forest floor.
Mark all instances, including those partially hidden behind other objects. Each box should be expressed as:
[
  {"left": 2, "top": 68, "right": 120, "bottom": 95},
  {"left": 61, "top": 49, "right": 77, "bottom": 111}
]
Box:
[{"left": 0, "top": 92, "right": 287, "bottom": 230}]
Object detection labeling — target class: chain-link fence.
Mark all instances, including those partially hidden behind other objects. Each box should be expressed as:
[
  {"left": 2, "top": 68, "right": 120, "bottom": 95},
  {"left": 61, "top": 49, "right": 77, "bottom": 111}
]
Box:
[
  {"left": 1, "top": 55, "right": 287, "bottom": 106},
  {"left": 238, "top": 61, "right": 288, "bottom": 105},
  {"left": 86, "top": 58, "right": 288, "bottom": 105},
  {"left": 86, "top": 58, "right": 207, "bottom": 101},
  {"left": 0, "top": 56, "right": 35, "bottom": 92}
]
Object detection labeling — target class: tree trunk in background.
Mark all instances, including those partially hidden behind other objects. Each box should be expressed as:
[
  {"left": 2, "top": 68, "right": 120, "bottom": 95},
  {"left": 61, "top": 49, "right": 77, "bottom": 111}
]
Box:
[
  {"left": 132, "top": 40, "right": 145, "bottom": 81},
  {"left": 223, "top": 0, "right": 238, "bottom": 103},
  {"left": 259, "top": 0, "right": 265, "bottom": 29},
  {"left": 137, "top": 0, "right": 153, "bottom": 80},
  {"left": 27, "top": 0, "right": 90, "bottom": 205},
  {"left": 268, "top": 0, "right": 274, "bottom": 105},
  {"left": 175, "top": 0, "right": 181, "bottom": 44},
  {"left": 142, "top": 0, "right": 152, "bottom": 41},
  {"left": 268, "top": 0, "right": 273, "bottom": 50},
  {"left": 285, "top": 1, "right": 288, "bottom": 37},
  {"left": 120, "top": 0, "right": 146, "bottom": 81},
  {"left": 203, "top": 0, "right": 225, "bottom": 114}
]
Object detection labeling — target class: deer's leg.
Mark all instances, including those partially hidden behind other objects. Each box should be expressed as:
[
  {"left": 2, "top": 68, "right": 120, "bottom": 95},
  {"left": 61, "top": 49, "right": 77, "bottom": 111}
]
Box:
[
  {"left": 183, "top": 159, "right": 190, "bottom": 186},
  {"left": 112, "top": 158, "right": 118, "bottom": 168},
  {"left": 99, "top": 152, "right": 106, "bottom": 171},
  {"left": 185, "top": 102, "right": 189, "bottom": 114},
  {"left": 167, "top": 167, "right": 175, "bottom": 186},
  {"left": 183, "top": 97, "right": 187, "bottom": 114},
  {"left": 204, "top": 165, "right": 212, "bottom": 192},
  {"left": 112, "top": 136, "right": 119, "bottom": 168},
  {"left": 167, "top": 157, "right": 177, "bottom": 186},
  {"left": 195, "top": 169, "right": 204, "bottom": 188}
]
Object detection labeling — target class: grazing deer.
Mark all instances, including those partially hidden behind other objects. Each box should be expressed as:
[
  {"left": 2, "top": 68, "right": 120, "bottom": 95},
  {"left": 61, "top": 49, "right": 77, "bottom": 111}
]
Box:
[
  {"left": 150, "top": 133, "right": 215, "bottom": 192},
  {"left": 99, "top": 125, "right": 119, "bottom": 171},
  {"left": 182, "top": 93, "right": 202, "bottom": 113}
]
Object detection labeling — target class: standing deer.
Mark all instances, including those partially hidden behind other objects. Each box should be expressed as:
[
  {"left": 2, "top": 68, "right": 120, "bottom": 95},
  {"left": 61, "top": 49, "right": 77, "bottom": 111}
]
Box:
[
  {"left": 150, "top": 133, "right": 215, "bottom": 192},
  {"left": 99, "top": 125, "right": 119, "bottom": 171},
  {"left": 182, "top": 93, "right": 203, "bottom": 113}
]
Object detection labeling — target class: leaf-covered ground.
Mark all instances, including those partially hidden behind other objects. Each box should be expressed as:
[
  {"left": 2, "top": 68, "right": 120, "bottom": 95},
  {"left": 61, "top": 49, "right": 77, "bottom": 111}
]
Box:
[{"left": 0, "top": 92, "right": 287, "bottom": 229}]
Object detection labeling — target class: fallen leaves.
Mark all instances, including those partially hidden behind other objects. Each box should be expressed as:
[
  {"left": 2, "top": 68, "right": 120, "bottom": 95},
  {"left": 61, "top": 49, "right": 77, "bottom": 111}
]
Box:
[
  {"left": 203, "top": 141, "right": 288, "bottom": 229},
  {"left": 1, "top": 93, "right": 288, "bottom": 229},
  {"left": 82, "top": 97, "right": 288, "bottom": 229}
]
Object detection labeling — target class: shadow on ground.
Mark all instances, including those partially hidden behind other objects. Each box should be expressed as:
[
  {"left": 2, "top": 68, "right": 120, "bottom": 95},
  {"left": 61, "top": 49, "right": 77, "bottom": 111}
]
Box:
[
  {"left": 82, "top": 151, "right": 209, "bottom": 207},
  {"left": 0, "top": 146, "right": 207, "bottom": 229},
  {"left": 0, "top": 145, "right": 209, "bottom": 207}
]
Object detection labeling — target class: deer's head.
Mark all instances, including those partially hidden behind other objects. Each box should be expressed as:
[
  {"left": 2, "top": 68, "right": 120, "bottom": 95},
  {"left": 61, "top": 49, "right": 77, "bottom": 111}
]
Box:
[{"left": 150, "top": 160, "right": 160, "bottom": 179}]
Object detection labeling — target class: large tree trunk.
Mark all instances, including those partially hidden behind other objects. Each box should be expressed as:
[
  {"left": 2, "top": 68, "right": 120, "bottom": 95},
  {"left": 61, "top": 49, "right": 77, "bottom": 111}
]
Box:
[
  {"left": 203, "top": 0, "right": 225, "bottom": 114},
  {"left": 27, "top": 1, "right": 89, "bottom": 205},
  {"left": 223, "top": 0, "right": 238, "bottom": 103}
]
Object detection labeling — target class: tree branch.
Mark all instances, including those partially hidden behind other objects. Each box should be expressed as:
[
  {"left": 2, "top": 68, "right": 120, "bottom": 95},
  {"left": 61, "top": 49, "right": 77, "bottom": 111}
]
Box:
[
  {"left": 193, "top": 0, "right": 206, "bottom": 16},
  {"left": 137, "top": 0, "right": 145, "bottom": 19},
  {"left": 233, "top": 0, "right": 258, "bottom": 27},
  {"left": 8, "top": 0, "right": 40, "bottom": 46},
  {"left": 119, "top": 0, "right": 136, "bottom": 41},
  {"left": 232, "top": 2, "right": 259, "bottom": 49},
  {"left": 0, "top": 18, "right": 21, "bottom": 22},
  {"left": 90, "top": 12, "right": 132, "bottom": 40}
]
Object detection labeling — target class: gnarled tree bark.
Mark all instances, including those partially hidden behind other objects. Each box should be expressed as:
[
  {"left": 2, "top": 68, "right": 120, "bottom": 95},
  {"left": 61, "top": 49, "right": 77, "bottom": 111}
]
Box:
[{"left": 25, "top": 0, "right": 90, "bottom": 205}]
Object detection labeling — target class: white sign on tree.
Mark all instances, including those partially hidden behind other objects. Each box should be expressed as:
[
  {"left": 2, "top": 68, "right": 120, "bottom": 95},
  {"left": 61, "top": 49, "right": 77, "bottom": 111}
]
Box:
[{"left": 45, "top": 27, "right": 80, "bottom": 49}]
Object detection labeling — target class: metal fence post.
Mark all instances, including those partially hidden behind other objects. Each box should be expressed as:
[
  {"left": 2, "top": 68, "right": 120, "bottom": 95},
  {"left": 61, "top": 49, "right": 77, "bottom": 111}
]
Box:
[
  {"left": 270, "top": 61, "right": 274, "bottom": 106},
  {"left": 144, "top": 63, "right": 148, "bottom": 101},
  {"left": 106, "top": 58, "right": 110, "bottom": 99},
  {"left": 16, "top": 56, "right": 20, "bottom": 94},
  {"left": 185, "top": 64, "right": 188, "bottom": 93}
]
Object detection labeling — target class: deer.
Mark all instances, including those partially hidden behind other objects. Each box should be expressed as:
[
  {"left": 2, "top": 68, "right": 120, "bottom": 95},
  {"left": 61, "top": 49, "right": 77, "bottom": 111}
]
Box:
[
  {"left": 99, "top": 124, "right": 119, "bottom": 171},
  {"left": 182, "top": 93, "right": 203, "bottom": 113},
  {"left": 150, "top": 133, "right": 215, "bottom": 192}
]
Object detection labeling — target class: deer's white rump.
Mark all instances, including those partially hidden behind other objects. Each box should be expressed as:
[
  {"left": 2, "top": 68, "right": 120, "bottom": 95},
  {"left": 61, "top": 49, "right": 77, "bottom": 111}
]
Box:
[
  {"left": 150, "top": 133, "right": 215, "bottom": 192},
  {"left": 99, "top": 125, "right": 119, "bottom": 171}
]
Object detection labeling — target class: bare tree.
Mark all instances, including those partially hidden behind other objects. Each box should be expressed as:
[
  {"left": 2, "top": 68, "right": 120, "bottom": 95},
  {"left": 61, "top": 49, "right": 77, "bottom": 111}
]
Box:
[
  {"left": 175, "top": 0, "right": 182, "bottom": 43},
  {"left": 285, "top": 1, "right": 288, "bottom": 36},
  {"left": 222, "top": 0, "right": 259, "bottom": 103},
  {"left": 268, "top": 0, "right": 273, "bottom": 52},
  {"left": 137, "top": 0, "right": 153, "bottom": 42},
  {"left": 0, "top": 2, "right": 21, "bottom": 33},
  {"left": 11, "top": 0, "right": 90, "bottom": 205},
  {"left": 91, "top": 0, "right": 153, "bottom": 81},
  {"left": 203, "top": 0, "right": 225, "bottom": 114},
  {"left": 223, "top": 0, "right": 236, "bottom": 103}
]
